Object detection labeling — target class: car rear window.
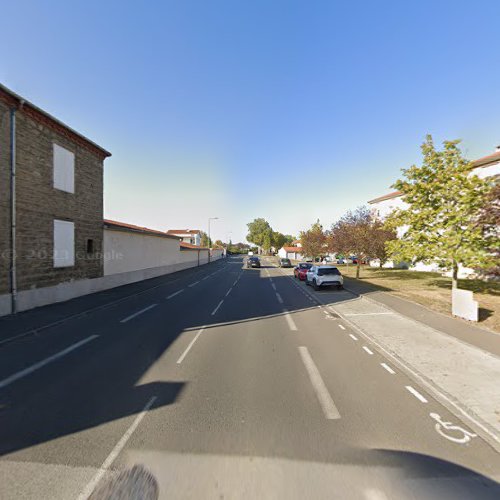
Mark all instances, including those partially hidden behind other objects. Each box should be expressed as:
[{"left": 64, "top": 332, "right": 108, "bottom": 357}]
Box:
[
  {"left": 299, "top": 263, "right": 312, "bottom": 269},
  {"left": 318, "top": 267, "right": 341, "bottom": 276}
]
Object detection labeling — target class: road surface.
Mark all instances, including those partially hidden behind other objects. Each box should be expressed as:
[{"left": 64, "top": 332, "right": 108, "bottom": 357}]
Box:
[{"left": 0, "top": 255, "right": 499, "bottom": 499}]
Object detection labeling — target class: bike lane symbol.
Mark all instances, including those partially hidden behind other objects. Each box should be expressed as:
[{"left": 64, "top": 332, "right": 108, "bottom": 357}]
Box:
[{"left": 430, "top": 413, "right": 477, "bottom": 444}]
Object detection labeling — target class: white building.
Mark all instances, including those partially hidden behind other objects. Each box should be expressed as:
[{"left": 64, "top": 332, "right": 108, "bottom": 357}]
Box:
[
  {"left": 165, "top": 229, "right": 202, "bottom": 246},
  {"left": 367, "top": 146, "right": 500, "bottom": 273},
  {"left": 278, "top": 246, "right": 304, "bottom": 260}
]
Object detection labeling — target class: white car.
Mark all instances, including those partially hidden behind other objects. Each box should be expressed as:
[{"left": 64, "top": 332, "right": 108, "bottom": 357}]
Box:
[{"left": 305, "top": 266, "right": 344, "bottom": 290}]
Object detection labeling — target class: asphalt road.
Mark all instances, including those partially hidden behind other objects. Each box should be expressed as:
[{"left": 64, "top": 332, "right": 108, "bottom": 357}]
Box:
[{"left": 0, "top": 255, "right": 499, "bottom": 499}]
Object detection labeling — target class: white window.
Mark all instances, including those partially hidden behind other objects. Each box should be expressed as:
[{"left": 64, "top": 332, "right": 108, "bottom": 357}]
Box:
[
  {"left": 53, "top": 143, "right": 75, "bottom": 193},
  {"left": 53, "top": 220, "right": 75, "bottom": 267}
]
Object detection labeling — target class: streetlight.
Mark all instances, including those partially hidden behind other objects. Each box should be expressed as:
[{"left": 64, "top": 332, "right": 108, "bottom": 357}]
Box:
[{"left": 208, "top": 217, "right": 218, "bottom": 262}]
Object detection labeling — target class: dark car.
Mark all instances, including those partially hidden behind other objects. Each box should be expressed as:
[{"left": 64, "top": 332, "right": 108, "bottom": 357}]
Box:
[
  {"left": 279, "top": 258, "right": 292, "bottom": 268},
  {"left": 247, "top": 256, "right": 261, "bottom": 268}
]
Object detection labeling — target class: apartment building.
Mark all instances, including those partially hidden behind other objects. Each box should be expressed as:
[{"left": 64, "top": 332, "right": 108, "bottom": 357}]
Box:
[{"left": 0, "top": 83, "right": 111, "bottom": 313}]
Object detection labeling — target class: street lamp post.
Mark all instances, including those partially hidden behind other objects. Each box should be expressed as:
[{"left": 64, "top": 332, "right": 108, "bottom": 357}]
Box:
[{"left": 208, "top": 217, "right": 218, "bottom": 262}]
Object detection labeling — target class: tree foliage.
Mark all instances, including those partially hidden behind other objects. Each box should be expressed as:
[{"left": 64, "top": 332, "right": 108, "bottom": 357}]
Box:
[
  {"left": 476, "top": 183, "right": 500, "bottom": 278},
  {"left": 328, "top": 206, "right": 395, "bottom": 277},
  {"left": 246, "top": 218, "right": 272, "bottom": 250},
  {"left": 200, "top": 231, "right": 209, "bottom": 247},
  {"left": 384, "top": 135, "right": 495, "bottom": 286},
  {"left": 300, "top": 220, "right": 326, "bottom": 260}
]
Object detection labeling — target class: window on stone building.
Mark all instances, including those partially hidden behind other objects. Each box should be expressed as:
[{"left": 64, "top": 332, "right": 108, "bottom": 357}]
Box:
[
  {"left": 54, "top": 220, "right": 75, "bottom": 267},
  {"left": 86, "top": 238, "right": 94, "bottom": 255},
  {"left": 53, "top": 143, "right": 75, "bottom": 193}
]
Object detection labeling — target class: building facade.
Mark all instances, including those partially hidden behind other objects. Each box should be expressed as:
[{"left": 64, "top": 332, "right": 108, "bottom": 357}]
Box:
[
  {"left": 165, "top": 229, "right": 202, "bottom": 246},
  {"left": 0, "top": 84, "right": 111, "bottom": 313}
]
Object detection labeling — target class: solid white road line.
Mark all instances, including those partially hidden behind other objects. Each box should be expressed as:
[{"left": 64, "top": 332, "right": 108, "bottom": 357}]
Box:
[
  {"left": 225, "top": 287, "right": 233, "bottom": 297},
  {"left": 362, "top": 346, "right": 374, "bottom": 355},
  {"left": 283, "top": 309, "right": 298, "bottom": 331},
  {"left": 406, "top": 385, "right": 428, "bottom": 403},
  {"left": 211, "top": 300, "right": 224, "bottom": 316},
  {"left": 298, "top": 346, "right": 341, "bottom": 420},
  {"left": 120, "top": 304, "right": 157, "bottom": 323},
  {"left": 275, "top": 293, "right": 283, "bottom": 304},
  {"left": 177, "top": 328, "right": 205, "bottom": 364},
  {"left": 338, "top": 324, "right": 346, "bottom": 330},
  {"left": 381, "top": 363, "right": 396, "bottom": 375},
  {"left": 167, "top": 289, "right": 184, "bottom": 299},
  {"left": 188, "top": 281, "right": 200, "bottom": 287},
  {"left": 349, "top": 334, "right": 358, "bottom": 341},
  {"left": 0, "top": 335, "right": 99, "bottom": 389},
  {"left": 77, "top": 396, "right": 157, "bottom": 500}
]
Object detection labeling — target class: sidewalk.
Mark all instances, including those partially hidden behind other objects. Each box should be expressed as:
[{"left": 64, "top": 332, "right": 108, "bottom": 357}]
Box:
[{"left": 324, "top": 280, "right": 500, "bottom": 451}]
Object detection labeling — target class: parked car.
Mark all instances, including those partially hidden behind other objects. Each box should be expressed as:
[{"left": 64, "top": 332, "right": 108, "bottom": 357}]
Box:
[
  {"left": 279, "top": 258, "right": 292, "bottom": 268},
  {"left": 294, "top": 262, "right": 313, "bottom": 280},
  {"left": 246, "top": 256, "right": 261, "bottom": 268},
  {"left": 305, "top": 266, "right": 344, "bottom": 290}
]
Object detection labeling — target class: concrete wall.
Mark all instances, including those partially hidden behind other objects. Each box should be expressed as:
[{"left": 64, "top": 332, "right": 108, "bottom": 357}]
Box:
[{"left": 0, "top": 228, "right": 223, "bottom": 316}]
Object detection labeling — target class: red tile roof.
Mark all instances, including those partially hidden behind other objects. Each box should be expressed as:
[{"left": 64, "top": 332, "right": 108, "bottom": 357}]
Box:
[
  {"left": 166, "top": 229, "right": 201, "bottom": 235},
  {"left": 367, "top": 190, "right": 403, "bottom": 204},
  {"left": 473, "top": 150, "right": 500, "bottom": 168},
  {"left": 283, "top": 246, "right": 303, "bottom": 253},
  {"left": 180, "top": 242, "right": 209, "bottom": 250},
  {"left": 104, "top": 219, "right": 180, "bottom": 240}
]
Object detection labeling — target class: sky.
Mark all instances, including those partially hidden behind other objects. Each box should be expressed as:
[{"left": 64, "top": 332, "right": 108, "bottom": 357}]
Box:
[{"left": 1, "top": 0, "right": 500, "bottom": 243}]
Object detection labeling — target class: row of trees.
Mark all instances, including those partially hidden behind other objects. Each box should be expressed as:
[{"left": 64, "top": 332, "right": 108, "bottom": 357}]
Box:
[
  {"left": 300, "top": 136, "right": 498, "bottom": 284},
  {"left": 300, "top": 210, "right": 396, "bottom": 278},
  {"left": 246, "top": 218, "right": 295, "bottom": 254}
]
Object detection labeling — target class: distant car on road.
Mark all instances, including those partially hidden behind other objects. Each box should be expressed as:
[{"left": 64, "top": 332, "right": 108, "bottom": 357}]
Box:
[
  {"left": 294, "top": 262, "right": 313, "bottom": 280},
  {"left": 279, "top": 258, "right": 292, "bottom": 268},
  {"left": 305, "top": 266, "right": 343, "bottom": 290},
  {"left": 247, "top": 256, "right": 261, "bottom": 268}
]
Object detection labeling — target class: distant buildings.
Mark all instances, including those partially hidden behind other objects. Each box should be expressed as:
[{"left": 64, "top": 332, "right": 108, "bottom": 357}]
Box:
[{"left": 165, "top": 229, "right": 202, "bottom": 246}]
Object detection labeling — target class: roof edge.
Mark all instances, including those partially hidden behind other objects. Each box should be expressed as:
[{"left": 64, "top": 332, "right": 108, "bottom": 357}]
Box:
[{"left": 0, "top": 83, "right": 111, "bottom": 159}]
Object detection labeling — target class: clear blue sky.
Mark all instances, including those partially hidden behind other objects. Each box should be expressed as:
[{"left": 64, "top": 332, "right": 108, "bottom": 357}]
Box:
[{"left": 2, "top": 0, "right": 500, "bottom": 242}]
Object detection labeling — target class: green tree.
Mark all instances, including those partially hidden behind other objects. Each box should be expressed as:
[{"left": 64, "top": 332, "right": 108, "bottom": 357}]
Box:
[
  {"left": 300, "top": 220, "right": 326, "bottom": 261},
  {"left": 385, "top": 135, "right": 494, "bottom": 288},
  {"left": 328, "top": 206, "right": 393, "bottom": 278},
  {"left": 200, "top": 231, "right": 209, "bottom": 247},
  {"left": 246, "top": 218, "right": 273, "bottom": 253},
  {"left": 283, "top": 234, "right": 295, "bottom": 246},
  {"left": 272, "top": 231, "right": 287, "bottom": 251}
]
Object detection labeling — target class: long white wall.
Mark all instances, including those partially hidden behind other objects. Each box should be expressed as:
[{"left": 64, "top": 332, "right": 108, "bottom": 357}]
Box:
[{"left": 0, "top": 228, "right": 223, "bottom": 316}]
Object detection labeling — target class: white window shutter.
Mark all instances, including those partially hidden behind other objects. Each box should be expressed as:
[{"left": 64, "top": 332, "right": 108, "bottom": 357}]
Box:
[
  {"left": 53, "top": 219, "right": 75, "bottom": 267},
  {"left": 53, "top": 143, "right": 75, "bottom": 193}
]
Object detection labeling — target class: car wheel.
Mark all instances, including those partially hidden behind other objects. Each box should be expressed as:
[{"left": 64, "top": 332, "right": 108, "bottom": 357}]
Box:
[
  {"left": 337, "top": 284, "right": 343, "bottom": 290},
  {"left": 313, "top": 280, "right": 319, "bottom": 291}
]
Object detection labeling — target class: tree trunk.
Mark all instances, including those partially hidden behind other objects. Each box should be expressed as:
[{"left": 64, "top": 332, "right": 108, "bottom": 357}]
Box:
[
  {"left": 452, "top": 259, "right": 459, "bottom": 289},
  {"left": 356, "top": 261, "right": 360, "bottom": 279}
]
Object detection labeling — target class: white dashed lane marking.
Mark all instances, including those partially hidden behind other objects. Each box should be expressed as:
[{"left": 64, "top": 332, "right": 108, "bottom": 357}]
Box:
[{"left": 406, "top": 385, "right": 428, "bottom": 403}]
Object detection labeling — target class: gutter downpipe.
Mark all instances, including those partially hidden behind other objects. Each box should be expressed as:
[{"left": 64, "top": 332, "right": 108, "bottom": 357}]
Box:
[{"left": 9, "top": 106, "right": 17, "bottom": 314}]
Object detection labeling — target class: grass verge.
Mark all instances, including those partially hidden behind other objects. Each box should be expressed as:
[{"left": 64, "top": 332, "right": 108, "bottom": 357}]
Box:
[{"left": 336, "top": 265, "right": 499, "bottom": 333}]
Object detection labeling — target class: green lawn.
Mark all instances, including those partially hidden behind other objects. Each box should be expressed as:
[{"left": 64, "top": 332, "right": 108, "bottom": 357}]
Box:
[{"left": 336, "top": 265, "right": 500, "bottom": 333}]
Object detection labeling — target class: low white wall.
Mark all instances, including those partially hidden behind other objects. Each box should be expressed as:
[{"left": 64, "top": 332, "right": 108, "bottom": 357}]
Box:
[{"left": 104, "top": 229, "right": 183, "bottom": 275}]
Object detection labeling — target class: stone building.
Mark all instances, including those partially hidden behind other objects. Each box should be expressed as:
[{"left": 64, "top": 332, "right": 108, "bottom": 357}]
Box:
[{"left": 0, "top": 83, "right": 111, "bottom": 314}]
